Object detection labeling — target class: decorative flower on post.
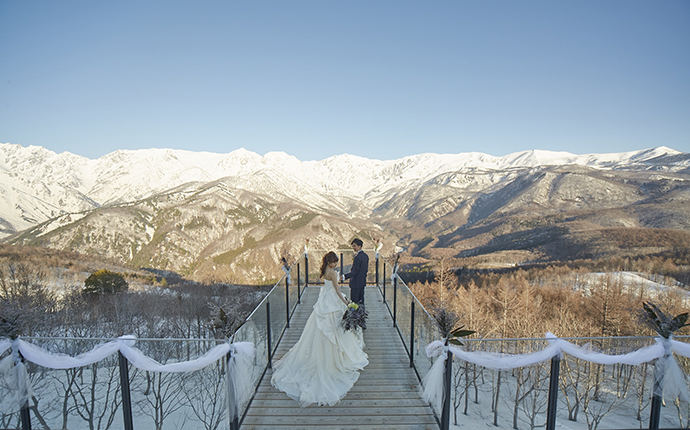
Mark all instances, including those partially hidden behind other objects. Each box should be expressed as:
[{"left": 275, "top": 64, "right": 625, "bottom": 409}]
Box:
[
  {"left": 642, "top": 301, "right": 689, "bottom": 339},
  {"left": 641, "top": 301, "right": 690, "bottom": 404},
  {"left": 391, "top": 254, "right": 400, "bottom": 284},
  {"left": 374, "top": 239, "right": 382, "bottom": 258},
  {"left": 430, "top": 306, "right": 475, "bottom": 346},
  {"left": 281, "top": 257, "right": 291, "bottom": 285},
  {"left": 304, "top": 238, "right": 309, "bottom": 256},
  {"left": 422, "top": 306, "right": 475, "bottom": 420}
]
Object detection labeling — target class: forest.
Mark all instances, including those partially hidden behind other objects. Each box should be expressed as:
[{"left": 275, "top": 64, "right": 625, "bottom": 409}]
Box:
[{"left": 408, "top": 251, "right": 690, "bottom": 340}]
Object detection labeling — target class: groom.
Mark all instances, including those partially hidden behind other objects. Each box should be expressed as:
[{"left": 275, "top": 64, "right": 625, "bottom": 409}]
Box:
[{"left": 341, "top": 238, "right": 369, "bottom": 306}]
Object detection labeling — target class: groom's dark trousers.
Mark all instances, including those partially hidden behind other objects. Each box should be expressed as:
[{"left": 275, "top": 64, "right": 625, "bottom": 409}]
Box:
[{"left": 344, "top": 251, "right": 369, "bottom": 305}]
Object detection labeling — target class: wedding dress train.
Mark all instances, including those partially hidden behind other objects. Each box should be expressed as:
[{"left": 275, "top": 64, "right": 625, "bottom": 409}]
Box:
[{"left": 271, "top": 279, "right": 368, "bottom": 407}]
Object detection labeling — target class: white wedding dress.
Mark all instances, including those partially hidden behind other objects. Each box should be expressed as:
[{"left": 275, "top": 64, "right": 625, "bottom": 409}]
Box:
[{"left": 271, "top": 279, "right": 368, "bottom": 407}]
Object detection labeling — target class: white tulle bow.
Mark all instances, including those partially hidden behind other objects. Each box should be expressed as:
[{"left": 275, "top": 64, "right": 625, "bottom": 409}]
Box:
[
  {"left": 658, "top": 337, "right": 690, "bottom": 403},
  {"left": 425, "top": 340, "right": 446, "bottom": 358},
  {"left": 227, "top": 341, "right": 256, "bottom": 419},
  {"left": 282, "top": 265, "right": 291, "bottom": 285},
  {"left": 0, "top": 339, "right": 32, "bottom": 414},
  {"left": 421, "top": 340, "right": 448, "bottom": 415}
]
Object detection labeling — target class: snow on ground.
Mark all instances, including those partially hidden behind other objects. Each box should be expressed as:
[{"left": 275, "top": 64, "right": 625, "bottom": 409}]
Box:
[
  {"left": 577, "top": 271, "right": 690, "bottom": 307},
  {"left": 445, "top": 359, "right": 686, "bottom": 429}
]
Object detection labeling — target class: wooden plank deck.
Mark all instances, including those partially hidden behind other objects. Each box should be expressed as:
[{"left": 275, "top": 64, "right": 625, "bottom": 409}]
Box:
[{"left": 242, "top": 285, "right": 438, "bottom": 430}]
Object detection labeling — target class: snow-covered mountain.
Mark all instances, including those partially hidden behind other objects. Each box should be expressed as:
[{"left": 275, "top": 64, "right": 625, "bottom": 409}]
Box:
[
  {"left": 2, "top": 142, "right": 689, "bottom": 283},
  {"left": 1, "top": 142, "right": 686, "bottom": 238}
]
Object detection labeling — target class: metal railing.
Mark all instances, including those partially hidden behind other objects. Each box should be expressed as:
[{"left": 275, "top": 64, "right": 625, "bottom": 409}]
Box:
[
  {"left": 0, "top": 253, "right": 312, "bottom": 430},
  {"left": 443, "top": 335, "right": 690, "bottom": 430},
  {"left": 4, "top": 250, "right": 690, "bottom": 430},
  {"left": 378, "top": 255, "right": 442, "bottom": 381},
  {"left": 1, "top": 337, "right": 232, "bottom": 430},
  {"left": 377, "top": 255, "right": 443, "bottom": 419},
  {"left": 228, "top": 252, "right": 306, "bottom": 428},
  {"left": 377, "top": 255, "right": 690, "bottom": 430}
]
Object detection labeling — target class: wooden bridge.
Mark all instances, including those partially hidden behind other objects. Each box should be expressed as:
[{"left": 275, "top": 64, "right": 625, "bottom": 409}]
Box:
[{"left": 242, "top": 285, "right": 438, "bottom": 430}]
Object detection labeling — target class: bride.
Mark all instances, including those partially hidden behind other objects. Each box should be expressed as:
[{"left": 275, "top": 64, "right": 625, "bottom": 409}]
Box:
[{"left": 271, "top": 251, "right": 369, "bottom": 407}]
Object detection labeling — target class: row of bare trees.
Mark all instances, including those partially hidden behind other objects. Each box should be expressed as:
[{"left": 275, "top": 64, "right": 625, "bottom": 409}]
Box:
[{"left": 412, "top": 263, "right": 689, "bottom": 340}]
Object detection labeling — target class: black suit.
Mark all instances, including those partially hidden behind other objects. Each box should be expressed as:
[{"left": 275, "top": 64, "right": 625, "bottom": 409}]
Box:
[{"left": 344, "top": 251, "right": 369, "bottom": 305}]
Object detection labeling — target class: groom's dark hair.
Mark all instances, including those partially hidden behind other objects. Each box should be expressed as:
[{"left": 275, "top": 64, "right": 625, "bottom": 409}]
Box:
[{"left": 351, "top": 238, "right": 363, "bottom": 247}]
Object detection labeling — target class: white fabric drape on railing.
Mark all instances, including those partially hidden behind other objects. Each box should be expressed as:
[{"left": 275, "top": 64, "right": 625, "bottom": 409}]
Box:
[
  {"left": 119, "top": 341, "right": 234, "bottom": 373},
  {"left": 0, "top": 336, "right": 254, "bottom": 415},
  {"left": 422, "top": 332, "right": 690, "bottom": 416},
  {"left": 17, "top": 338, "right": 123, "bottom": 369}
]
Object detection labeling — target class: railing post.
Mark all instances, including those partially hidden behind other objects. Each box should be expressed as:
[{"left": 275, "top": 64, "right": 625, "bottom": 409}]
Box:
[
  {"left": 118, "top": 351, "right": 134, "bottom": 430},
  {"left": 546, "top": 355, "right": 560, "bottom": 430},
  {"left": 441, "top": 349, "right": 452, "bottom": 430},
  {"left": 305, "top": 254, "right": 309, "bottom": 287},
  {"left": 393, "top": 274, "right": 398, "bottom": 328},
  {"left": 297, "top": 262, "right": 301, "bottom": 303},
  {"left": 649, "top": 357, "right": 664, "bottom": 430},
  {"left": 266, "top": 301, "right": 273, "bottom": 369},
  {"left": 410, "top": 301, "right": 415, "bottom": 368},
  {"left": 15, "top": 350, "right": 32, "bottom": 430},
  {"left": 382, "top": 264, "right": 386, "bottom": 303},
  {"left": 285, "top": 276, "right": 290, "bottom": 328},
  {"left": 340, "top": 253, "right": 344, "bottom": 277},
  {"left": 20, "top": 400, "right": 31, "bottom": 430},
  {"left": 376, "top": 255, "right": 379, "bottom": 287},
  {"left": 226, "top": 350, "right": 240, "bottom": 430}
]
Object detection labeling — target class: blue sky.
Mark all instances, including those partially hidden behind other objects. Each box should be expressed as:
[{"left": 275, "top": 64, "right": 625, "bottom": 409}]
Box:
[{"left": 1, "top": 1, "right": 688, "bottom": 161}]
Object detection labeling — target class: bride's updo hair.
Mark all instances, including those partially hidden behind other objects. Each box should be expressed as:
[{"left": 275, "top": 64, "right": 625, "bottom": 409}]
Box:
[{"left": 320, "top": 252, "right": 338, "bottom": 278}]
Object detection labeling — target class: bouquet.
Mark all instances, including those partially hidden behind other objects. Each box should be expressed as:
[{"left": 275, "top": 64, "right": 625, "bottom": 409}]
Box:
[{"left": 341, "top": 302, "right": 368, "bottom": 331}]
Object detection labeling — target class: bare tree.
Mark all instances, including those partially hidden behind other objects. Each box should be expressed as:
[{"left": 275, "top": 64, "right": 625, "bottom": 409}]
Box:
[
  {"left": 518, "top": 364, "right": 550, "bottom": 430},
  {"left": 560, "top": 356, "right": 582, "bottom": 422},
  {"left": 452, "top": 359, "right": 466, "bottom": 425},
  {"left": 563, "top": 358, "right": 627, "bottom": 430},
  {"left": 184, "top": 361, "right": 227, "bottom": 430},
  {"left": 70, "top": 361, "right": 121, "bottom": 430},
  {"left": 137, "top": 371, "right": 187, "bottom": 430},
  {"left": 135, "top": 339, "right": 188, "bottom": 430},
  {"left": 0, "top": 261, "right": 56, "bottom": 337},
  {"left": 488, "top": 281, "right": 520, "bottom": 427},
  {"left": 632, "top": 362, "right": 650, "bottom": 422}
]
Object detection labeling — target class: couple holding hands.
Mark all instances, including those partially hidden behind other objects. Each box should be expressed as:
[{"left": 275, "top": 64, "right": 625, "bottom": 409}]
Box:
[{"left": 271, "top": 238, "right": 370, "bottom": 407}]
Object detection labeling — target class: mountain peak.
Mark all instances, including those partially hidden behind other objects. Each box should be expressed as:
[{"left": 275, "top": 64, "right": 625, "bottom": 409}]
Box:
[{"left": 634, "top": 146, "right": 682, "bottom": 159}]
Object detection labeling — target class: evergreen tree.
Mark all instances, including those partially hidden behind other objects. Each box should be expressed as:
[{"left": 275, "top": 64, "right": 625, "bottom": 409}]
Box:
[{"left": 83, "top": 269, "right": 128, "bottom": 295}]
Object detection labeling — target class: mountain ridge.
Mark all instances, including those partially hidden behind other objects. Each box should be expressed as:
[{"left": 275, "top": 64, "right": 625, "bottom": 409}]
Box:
[{"left": 2, "top": 142, "right": 689, "bottom": 283}]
